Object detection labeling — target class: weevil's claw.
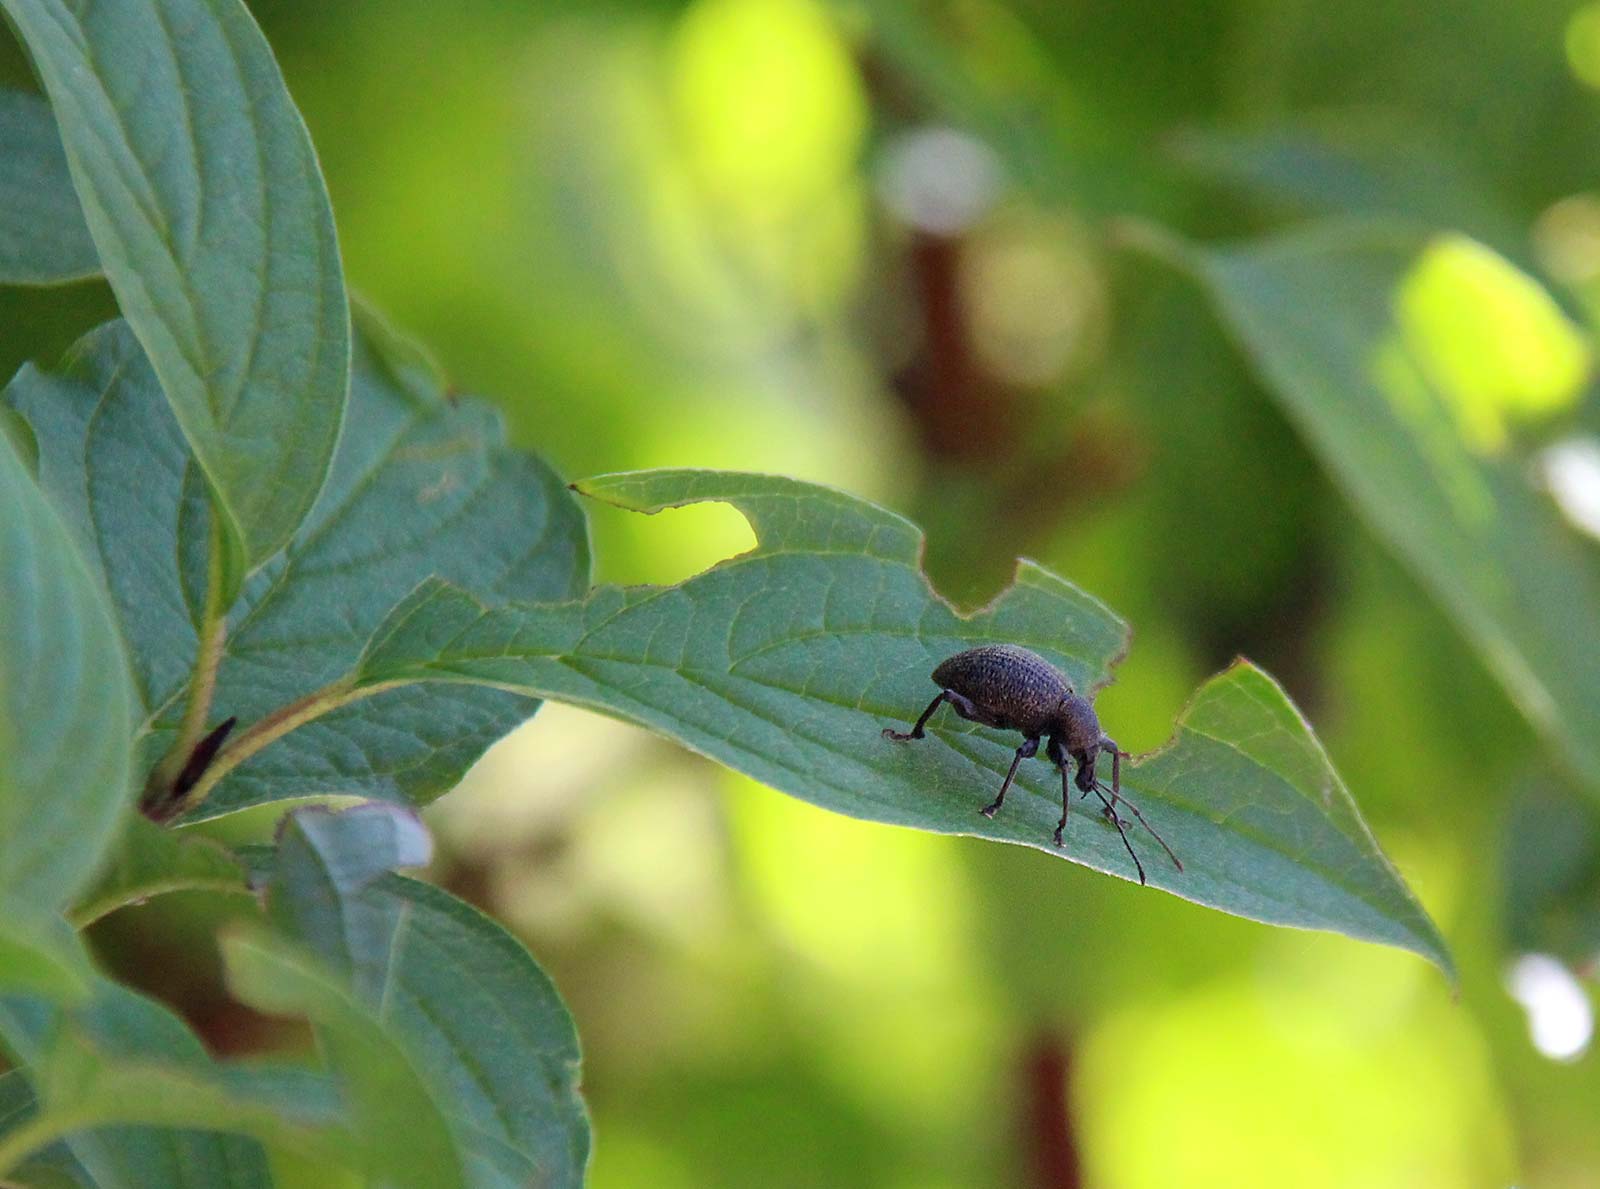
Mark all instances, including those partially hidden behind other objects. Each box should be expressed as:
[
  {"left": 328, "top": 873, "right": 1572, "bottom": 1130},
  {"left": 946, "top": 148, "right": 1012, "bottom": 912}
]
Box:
[
  {"left": 979, "top": 805, "right": 998, "bottom": 819},
  {"left": 1052, "top": 825, "right": 1065, "bottom": 847}
]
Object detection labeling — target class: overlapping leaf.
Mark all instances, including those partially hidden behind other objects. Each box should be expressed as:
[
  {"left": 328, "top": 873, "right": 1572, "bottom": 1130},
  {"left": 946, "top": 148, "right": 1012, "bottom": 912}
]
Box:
[
  {"left": 234, "top": 804, "right": 590, "bottom": 1188},
  {"left": 0, "top": 976, "right": 341, "bottom": 1188},
  {"left": 70, "top": 816, "right": 248, "bottom": 928},
  {"left": 0, "top": 427, "right": 133, "bottom": 919},
  {"left": 3, "top": 318, "right": 590, "bottom": 818},
  {"left": 0, "top": 0, "right": 350, "bottom": 588},
  {"left": 345, "top": 469, "right": 1450, "bottom": 973},
  {"left": 222, "top": 930, "right": 465, "bottom": 1189}
]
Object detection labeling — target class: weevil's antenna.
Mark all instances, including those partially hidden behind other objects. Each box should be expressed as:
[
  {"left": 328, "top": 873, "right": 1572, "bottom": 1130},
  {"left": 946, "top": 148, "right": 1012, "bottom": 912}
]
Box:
[
  {"left": 1095, "top": 779, "right": 1182, "bottom": 872},
  {"left": 1088, "top": 785, "right": 1146, "bottom": 885}
]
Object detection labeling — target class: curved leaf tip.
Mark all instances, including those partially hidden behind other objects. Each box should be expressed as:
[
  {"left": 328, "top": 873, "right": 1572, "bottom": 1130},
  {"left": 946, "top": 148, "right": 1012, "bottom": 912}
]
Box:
[{"left": 1160, "top": 659, "right": 1454, "bottom": 980}]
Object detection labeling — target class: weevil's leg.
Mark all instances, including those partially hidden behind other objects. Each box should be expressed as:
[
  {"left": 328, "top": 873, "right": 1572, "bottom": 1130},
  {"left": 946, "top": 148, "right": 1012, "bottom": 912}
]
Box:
[
  {"left": 883, "top": 691, "right": 950, "bottom": 741},
  {"left": 981, "top": 736, "right": 1038, "bottom": 819},
  {"left": 943, "top": 688, "right": 1004, "bottom": 729},
  {"left": 1046, "top": 737, "right": 1072, "bottom": 844},
  {"left": 1088, "top": 785, "right": 1146, "bottom": 885},
  {"left": 1053, "top": 757, "right": 1073, "bottom": 847}
]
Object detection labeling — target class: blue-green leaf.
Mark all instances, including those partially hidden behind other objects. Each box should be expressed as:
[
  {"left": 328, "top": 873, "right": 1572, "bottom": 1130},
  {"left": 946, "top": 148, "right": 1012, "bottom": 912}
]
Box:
[
  {"left": 221, "top": 928, "right": 467, "bottom": 1189},
  {"left": 4, "top": 319, "right": 589, "bottom": 818},
  {"left": 251, "top": 804, "right": 590, "bottom": 1187},
  {"left": 70, "top": 815, "right": 249, "bottom": 928},
  {"left": 0, "top": 427, "right": 133, "bottom": 918},
  {"left": 0, "top": 977, "right": 339, "bottom": 1188},
  {"left": 0, "top": 89, "right": 97, "bottom": 285},
  {"left": 0, "top": 0, "right": 350, "bottom": 588}
]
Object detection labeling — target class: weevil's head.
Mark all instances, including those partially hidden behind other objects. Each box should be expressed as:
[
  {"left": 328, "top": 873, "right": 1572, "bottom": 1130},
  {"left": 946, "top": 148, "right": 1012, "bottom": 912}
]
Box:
[{"left": 1056, "top": 690, "right": 1102, "bottom": 753}]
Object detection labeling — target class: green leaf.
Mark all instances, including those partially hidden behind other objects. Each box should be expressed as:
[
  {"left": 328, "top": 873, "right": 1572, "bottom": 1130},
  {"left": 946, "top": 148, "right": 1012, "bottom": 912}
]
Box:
[
  {"left": 0, "top": 924, "right": 88, "bottom": 1002},
  {"left": 0, "top": 977, "right": 337, "bottom": 1188},
  {"left": 268, "top": 804, "right": 432, "bottom": 945},
  {"left": 0, "top": 1063, "right": 333, "bottom": 1188},
  {"left": 221, "top": 928, "right": 468, "bottom": 1189},
  {"left": 0, "top": 1070, "right": 92, "bottom": 1188},
  {"left": 0, "top": 425, "right": 133, "bottom": 918},
  {"left": 1169, "top": 117, "right": 1523, "bottom": 256},
  {"left": 353, "top": 469, "right": 1451, "bottom": 975},
  {"left": 1502, "top": 784, "right": 1600, "bottom": 966},
  {"left": 1170, "top": 223, "right": 1600, "bottom": 794},
  {"left": 0, "top": 0, "right": 350, "bottom": 587},
  {"left": 70, "top": 815, "right": 249, "bottom": 928},
  {"left": 255, "top": 804, "right": 590, "bottom": 1187},
  {"left": 0, "top": 404, "right": 39, "bottom": 477},
  {"left": 0, "top": 89, "right": 97, "bottom": 285},
  {"left": 4, "top": 318, "right": 590, "bottom": 818}
]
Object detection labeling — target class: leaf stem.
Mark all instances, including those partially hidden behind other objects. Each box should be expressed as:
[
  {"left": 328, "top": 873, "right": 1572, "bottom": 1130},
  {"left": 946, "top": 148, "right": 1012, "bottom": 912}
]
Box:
[
  {"left": 0, "top": 1108, "right": 93, "bottom": 1180},
  {"left": 146, "top": 513, "right": 230, "bottom": 798},
  {"left": 168, "top": 677, "right": 399, "bottom": 819}
]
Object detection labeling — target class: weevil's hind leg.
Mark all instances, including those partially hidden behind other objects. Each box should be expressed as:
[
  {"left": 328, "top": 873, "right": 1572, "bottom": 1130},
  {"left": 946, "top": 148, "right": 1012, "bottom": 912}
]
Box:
[
  {"left": 883, "top": 691, "right": 950, "bottom": 741},
  {"left": 944, "top": 688, "right": 1004, "bottom": 729},
  {"left": 981, "top": 736, "right": 1038, "bottom": 819},
  {"left": 1089, "top": 785, "right": 1146, "bottom": 885}
]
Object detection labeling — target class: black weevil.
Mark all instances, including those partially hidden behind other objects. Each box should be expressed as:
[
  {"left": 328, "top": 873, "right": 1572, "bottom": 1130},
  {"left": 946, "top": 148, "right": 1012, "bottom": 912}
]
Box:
[{"left": 881, "top": 644, "right": 1181, "bottom": 884}]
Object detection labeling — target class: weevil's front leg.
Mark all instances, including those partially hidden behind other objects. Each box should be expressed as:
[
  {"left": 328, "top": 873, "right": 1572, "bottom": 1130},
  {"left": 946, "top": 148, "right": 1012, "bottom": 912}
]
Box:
[
  {"left": 882, "top": 691, "right": 950, "bottom": 741},
  {"left": 981, "top": 736, "right": 1038, "bottom": 819},
  {"left": 1053, "top": 757, "right": 1073, "bottom": 847}
]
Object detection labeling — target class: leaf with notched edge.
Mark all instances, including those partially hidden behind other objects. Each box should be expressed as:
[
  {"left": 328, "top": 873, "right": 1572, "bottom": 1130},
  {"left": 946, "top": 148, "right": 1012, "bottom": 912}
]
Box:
[{"left": 350, "top": 469, "right": 1452, "bottom": 976}]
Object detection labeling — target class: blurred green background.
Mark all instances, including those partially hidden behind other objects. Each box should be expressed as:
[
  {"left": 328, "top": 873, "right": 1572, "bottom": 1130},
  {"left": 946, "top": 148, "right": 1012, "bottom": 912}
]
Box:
[{"left": 12, "top": 0, "right": 1600, "bottom": 1184}]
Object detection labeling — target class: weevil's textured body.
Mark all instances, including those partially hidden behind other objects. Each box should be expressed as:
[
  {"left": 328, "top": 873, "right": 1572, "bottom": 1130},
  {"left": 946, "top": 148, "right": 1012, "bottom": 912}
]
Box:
[
  {"left": 882, "top": 643, "right": 1182, "bottom": 884},
  {"left": 931, "top": 644, "right": 1102, "bottom": 750},
  {"left": 932, "top": 645, "right": 1074, "bottom": 736}
]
